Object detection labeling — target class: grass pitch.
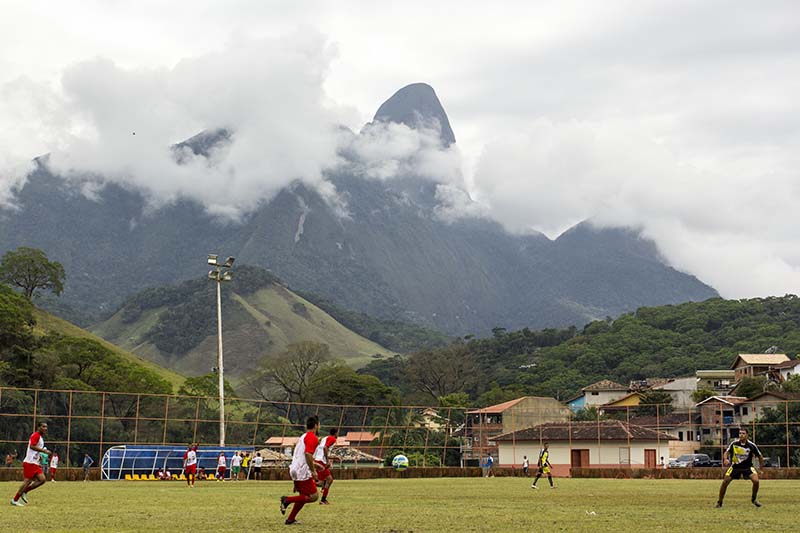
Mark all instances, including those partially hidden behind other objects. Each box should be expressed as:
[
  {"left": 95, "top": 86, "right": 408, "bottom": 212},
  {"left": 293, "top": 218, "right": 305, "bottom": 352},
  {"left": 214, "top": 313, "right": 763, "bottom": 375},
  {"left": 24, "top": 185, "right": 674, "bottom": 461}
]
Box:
[{"left": 1, "top": 477, "right": 796, "bottom": 532}]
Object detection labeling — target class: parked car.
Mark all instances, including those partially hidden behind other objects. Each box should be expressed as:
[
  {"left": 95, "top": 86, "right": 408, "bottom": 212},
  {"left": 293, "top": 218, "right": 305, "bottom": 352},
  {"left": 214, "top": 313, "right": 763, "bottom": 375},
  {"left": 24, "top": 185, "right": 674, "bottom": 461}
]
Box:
[{"left": 668, "top": 454, "right": 713, "bottom": 468}]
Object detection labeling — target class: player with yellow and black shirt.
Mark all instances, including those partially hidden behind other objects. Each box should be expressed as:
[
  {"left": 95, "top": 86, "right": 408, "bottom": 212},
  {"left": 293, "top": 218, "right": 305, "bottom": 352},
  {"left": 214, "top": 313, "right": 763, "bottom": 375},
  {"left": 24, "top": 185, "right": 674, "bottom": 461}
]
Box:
[
  {"left": 716, "top": 428, "right": 763, "bottom": 508},
  {"left": 531, "top": 442, "right": 554, "bottom": 489}
]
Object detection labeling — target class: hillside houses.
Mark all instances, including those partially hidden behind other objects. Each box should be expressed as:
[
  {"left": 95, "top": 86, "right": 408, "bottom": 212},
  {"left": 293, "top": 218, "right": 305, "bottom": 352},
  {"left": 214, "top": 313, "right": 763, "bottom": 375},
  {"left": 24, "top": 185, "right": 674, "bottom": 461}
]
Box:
[{"left": 468, "top": 352, "right": 799, "bottom": 470}]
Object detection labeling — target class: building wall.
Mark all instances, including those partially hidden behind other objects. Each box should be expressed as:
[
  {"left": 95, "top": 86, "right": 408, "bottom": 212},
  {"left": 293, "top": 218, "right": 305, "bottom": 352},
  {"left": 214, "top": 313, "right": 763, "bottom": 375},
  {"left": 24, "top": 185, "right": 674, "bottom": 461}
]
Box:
[
  {"left": 501, "top": 398, "right": 571, "bottom": 434},
  {"left": 497, "top": 441, "right": 670, "bottom": 476},
  {"left": 567, "top": 396, "right": 585, "bottom": 412},
  {"left": 780, "top": 367, "right": 799, "bottom": 381},
  {"left": 584, "top": 390, "right": 628, "bottom": 407}
]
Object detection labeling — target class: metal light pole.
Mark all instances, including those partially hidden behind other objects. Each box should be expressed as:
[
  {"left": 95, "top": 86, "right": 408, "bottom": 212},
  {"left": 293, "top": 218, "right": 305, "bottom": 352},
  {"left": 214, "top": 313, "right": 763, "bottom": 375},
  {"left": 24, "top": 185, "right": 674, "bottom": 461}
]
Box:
[{"left": 208, "top": 254, "right": 235, "bottom": 446}]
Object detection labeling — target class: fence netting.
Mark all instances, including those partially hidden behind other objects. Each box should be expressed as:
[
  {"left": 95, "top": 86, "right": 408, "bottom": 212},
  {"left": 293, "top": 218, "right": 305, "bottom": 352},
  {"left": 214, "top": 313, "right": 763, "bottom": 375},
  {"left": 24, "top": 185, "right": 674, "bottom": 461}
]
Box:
[{"left": 1, "top": 387, "right": 798, "bottom": 471}]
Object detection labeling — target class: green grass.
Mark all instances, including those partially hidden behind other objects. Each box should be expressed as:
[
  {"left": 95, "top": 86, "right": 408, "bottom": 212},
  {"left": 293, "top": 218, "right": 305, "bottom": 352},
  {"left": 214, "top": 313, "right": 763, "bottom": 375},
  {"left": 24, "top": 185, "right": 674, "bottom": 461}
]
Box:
[{"left": 1, "top": 477, "right": 797, "bottom": 532}]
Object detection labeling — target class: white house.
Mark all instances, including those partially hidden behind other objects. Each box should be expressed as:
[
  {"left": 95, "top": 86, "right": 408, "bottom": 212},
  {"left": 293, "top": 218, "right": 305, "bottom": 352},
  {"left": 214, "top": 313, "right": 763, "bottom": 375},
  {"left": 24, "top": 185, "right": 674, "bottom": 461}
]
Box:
[{"left": 492, "top": 420, "right": 674, "bottom": 476}]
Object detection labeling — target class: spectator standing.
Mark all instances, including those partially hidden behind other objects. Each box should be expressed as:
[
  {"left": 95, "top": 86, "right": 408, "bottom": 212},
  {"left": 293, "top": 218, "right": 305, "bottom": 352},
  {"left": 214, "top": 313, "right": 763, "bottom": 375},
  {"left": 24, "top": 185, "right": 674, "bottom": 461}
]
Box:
[
  {"left": 252, "top": 453, "right": 263, "bottom": 481},
  {"left": 231, "top": 451, "right": 242, "bottom": 481},
  {"left": 216, "top": 452, "right": 227, "bottom": 481},
  {"left": 83, "top": 453, "right": 94, "bottom": 481}
]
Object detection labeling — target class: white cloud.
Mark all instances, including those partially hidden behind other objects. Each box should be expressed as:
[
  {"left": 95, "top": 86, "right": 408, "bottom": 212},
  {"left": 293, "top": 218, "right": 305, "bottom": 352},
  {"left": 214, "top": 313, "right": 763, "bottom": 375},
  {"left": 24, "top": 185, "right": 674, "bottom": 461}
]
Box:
[
  {"left": 38, "top": 32, "right": 350, "bottom": 217},
  {"left": 346, "top": 121, "right": 462, "bottom": 185},
  {"left": 471, "top": 118, "right": 800, "bottom": 298}
]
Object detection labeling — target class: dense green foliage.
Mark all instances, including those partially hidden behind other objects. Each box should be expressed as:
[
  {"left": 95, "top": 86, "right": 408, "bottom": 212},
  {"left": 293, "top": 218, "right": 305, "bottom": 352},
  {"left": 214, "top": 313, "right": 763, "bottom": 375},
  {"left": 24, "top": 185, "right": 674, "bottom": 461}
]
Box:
[
  {"left": 0, "top": 247, "right": 65, "bottom": 299},
  {"left": 361, "top": 296, "right": 800, "bottom": 403},
  {"left": 0, "top": 283, "right": 172, "bottom": 393},
  {"left": 297, "top": 292, "right": 450, "bottom": 353}
]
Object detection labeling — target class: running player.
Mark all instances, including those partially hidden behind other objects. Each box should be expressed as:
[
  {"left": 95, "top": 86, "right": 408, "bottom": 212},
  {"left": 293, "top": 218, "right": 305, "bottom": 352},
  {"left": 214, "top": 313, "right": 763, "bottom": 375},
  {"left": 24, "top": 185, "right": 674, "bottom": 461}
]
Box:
[
  {"left": 10, "top": 421, "right": 50, "bottom": 506},
  {"left": 313, "top": 428, "right": 338, "bottom": 505},
  {"left": 716, "top": 428, "right": 763, "bottom": 508},
  {"left": 49, "top": 451, "right": 59, "bottom": 482},
  {"left": 183, "top": 443, "right": 198, "bottom": 487},
  {"left": 280, "top": 416, "right": 320, "bottom": 525},
  {"left": 531, "top": 442, "right": 554, "bottom": 489}
]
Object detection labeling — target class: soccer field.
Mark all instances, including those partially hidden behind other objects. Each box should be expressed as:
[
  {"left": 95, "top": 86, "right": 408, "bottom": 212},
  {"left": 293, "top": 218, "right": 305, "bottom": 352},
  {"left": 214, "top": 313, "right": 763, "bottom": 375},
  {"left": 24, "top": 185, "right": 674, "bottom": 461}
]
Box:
[{"left": 1, "top": 477, "right": 796, "bottom": 532}]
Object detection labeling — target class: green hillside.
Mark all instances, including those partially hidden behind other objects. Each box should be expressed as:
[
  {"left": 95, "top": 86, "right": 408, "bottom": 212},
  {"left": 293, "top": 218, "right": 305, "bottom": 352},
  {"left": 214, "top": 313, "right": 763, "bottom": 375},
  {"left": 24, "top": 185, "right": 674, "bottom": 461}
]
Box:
[
  {"left": 0, "top": 283, "right": 177, "bottom": 394},
  {"left": 361, "top": 295, "right": 800, "bottom": 403},
  {"left": 32, "top": 308, "right": 185, "bottom": 390},
  {"left": 91, "top": 266, "right": 393, "bottom": 376}
]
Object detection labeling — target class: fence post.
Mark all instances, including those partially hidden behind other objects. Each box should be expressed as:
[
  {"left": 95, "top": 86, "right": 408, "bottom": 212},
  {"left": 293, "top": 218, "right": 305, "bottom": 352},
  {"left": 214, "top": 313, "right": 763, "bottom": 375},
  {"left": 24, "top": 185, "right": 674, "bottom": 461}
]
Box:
[
  {"left": 32, "top": 389, "right": 38, "bottom": 431},
  {"left": 192, "top": 397, "right": 200, "bottom": 444},
  {"left": 99, "top": 393, "right": 106, "bottom": 466},
  {"left": 423, "top": 422, "right": 431, "bottom": 467},
  {"left": 251, "top": 402, "right": 262, "bottom": 448},
  {"left": 511, "top": 410, "right": 516, "bottom": 472},
  {"left": 380, "top": 407, "right": 391, "bottom": 461},
  {"left": 626, "top": 406, "right": 631, "bottom": 467},
  {"left": 786, "top": 400, "right": 790, "bottom": 468},
  {"left": 133, "top": 394, "right": 140, "bottom": 444},
  {"left": 162, "top": 396, "right": 169, "bottom": 445},
  {"left": 441, "top": 407, "right": 452, "bottom": 467},
  {"left": 656, "top": 403, "right": 661, "bottom": 464},
  {"left": 66, "top": 391, "right": 73, "bottom": 468}
]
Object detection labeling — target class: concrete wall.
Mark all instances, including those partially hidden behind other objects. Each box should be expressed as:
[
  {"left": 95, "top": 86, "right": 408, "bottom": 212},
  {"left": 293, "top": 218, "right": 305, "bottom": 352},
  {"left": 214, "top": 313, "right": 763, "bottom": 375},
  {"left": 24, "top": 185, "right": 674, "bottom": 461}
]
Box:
[{"left": 501, "top": 397, "right": 571, "bottom": 434}]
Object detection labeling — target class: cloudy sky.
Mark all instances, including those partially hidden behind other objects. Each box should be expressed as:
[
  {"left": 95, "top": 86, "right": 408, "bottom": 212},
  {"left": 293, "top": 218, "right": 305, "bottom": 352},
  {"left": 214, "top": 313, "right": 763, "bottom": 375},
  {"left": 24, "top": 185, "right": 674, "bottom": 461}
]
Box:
[{"left": 1, "top": 0, "right": 799, "bottom": 298}]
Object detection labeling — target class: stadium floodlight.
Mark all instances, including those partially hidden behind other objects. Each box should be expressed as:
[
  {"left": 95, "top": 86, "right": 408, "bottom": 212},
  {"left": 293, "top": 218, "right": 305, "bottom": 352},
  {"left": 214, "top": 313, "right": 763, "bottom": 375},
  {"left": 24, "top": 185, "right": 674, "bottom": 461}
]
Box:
[{"left": 207, "top": 253, "right": 235, "bottom": 446}]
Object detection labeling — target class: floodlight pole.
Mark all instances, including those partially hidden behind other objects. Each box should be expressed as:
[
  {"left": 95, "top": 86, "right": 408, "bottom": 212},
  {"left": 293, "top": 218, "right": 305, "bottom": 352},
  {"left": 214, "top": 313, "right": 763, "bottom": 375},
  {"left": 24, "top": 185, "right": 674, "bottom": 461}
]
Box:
[
  {"left": 208, "top": 254, "right": 234, "bottom": 447},
  {"left": 216, "top": 274, "right": 225, "bottom": 447}
]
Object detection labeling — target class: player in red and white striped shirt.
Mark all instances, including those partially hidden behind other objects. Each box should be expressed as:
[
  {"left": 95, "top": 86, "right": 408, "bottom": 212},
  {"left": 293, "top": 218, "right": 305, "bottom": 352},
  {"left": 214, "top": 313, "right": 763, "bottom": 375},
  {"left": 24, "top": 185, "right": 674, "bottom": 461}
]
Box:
[
  {"left": 313, "top": 427, "right": 339, "bottom": 505},
  {"left": 10, "top": 421, "right": 50, "bottom": 507},
  {"left": 279, "top": 416, "right": 320, "bottom": 525}
]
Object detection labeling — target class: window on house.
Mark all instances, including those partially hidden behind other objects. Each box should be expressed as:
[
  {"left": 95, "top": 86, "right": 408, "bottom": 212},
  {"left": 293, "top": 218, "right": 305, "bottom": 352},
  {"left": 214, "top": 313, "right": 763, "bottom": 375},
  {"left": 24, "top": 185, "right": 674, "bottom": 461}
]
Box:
[
  {"left": 591, "top": 392, "right": 599, "bottom": 396},
  {"left": 742, "top": 407, "right": 749, "bottom": 415},
  {"left": 702, "top": 428, "right": 710, "bottom": 435},
  {"left": 678, "top": 431, "right": 684, "bottom": 441}
]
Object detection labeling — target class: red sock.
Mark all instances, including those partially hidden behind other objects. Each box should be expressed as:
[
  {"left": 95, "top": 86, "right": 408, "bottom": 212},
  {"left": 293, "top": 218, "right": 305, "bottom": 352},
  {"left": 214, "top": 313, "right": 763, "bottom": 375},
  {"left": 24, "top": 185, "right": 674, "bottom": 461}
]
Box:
[
  {"left": 322, "top": 487, "right": 329, "bottom": 498},
  {"left": 287, "top": 501, "right": 305, "bottom": 521},
  {"left": 13, "top": 492, "right": 21, "bottom": 501},
  {"left": 285, "top": 494, "right": 309, "bottom": 504}
]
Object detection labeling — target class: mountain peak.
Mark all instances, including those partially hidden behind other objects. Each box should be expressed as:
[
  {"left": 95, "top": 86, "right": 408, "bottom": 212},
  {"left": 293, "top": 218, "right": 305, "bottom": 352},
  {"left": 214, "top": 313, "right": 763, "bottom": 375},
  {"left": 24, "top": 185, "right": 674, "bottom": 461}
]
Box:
[{"left": 372, "top": 83, "right": 456, "bottom": 147}]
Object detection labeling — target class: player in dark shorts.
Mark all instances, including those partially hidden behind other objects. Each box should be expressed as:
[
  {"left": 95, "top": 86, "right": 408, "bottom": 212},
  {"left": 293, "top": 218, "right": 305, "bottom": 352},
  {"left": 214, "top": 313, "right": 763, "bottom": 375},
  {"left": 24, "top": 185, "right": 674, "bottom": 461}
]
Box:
[{"left": 716, "top": 428, "right": 763, "bottom": 508}]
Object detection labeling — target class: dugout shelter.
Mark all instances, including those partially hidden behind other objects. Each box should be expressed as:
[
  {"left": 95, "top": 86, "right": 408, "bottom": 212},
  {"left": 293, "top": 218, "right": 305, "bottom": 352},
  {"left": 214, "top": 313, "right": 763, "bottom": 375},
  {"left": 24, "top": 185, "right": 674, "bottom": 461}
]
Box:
[{"left": 101, "top": 445, "right": 254, "bottom": 480}]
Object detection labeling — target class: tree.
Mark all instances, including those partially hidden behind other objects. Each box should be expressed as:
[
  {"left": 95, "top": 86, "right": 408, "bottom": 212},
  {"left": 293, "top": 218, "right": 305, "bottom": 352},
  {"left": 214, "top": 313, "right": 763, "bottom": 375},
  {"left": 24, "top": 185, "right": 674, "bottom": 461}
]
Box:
[
  {"left": 309, "top": 363, "right": 397, "bottom": 406},
  {"left": 735, "top": 377, "right": 772, "bottom": 399},
  {"left": 782, "top": 374, "right": 800, "bottom": 393},
  {"left": 0, "top": 247, "right": 65, "bottom": 300},
  {"left": 406, "top": 343, "right": 478, "bottom": 401},
  {"left": 248, "top": 341, "right": 330, "bottom": 405},
  {"left": 636, "top": 390, "right": 674, "bottom": 416},
  {"left": 178, "top": 373, "right": 236, "bottom": 398},
  {"left": 692, "top": 389, "right": 716, "bottom": 403}
]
